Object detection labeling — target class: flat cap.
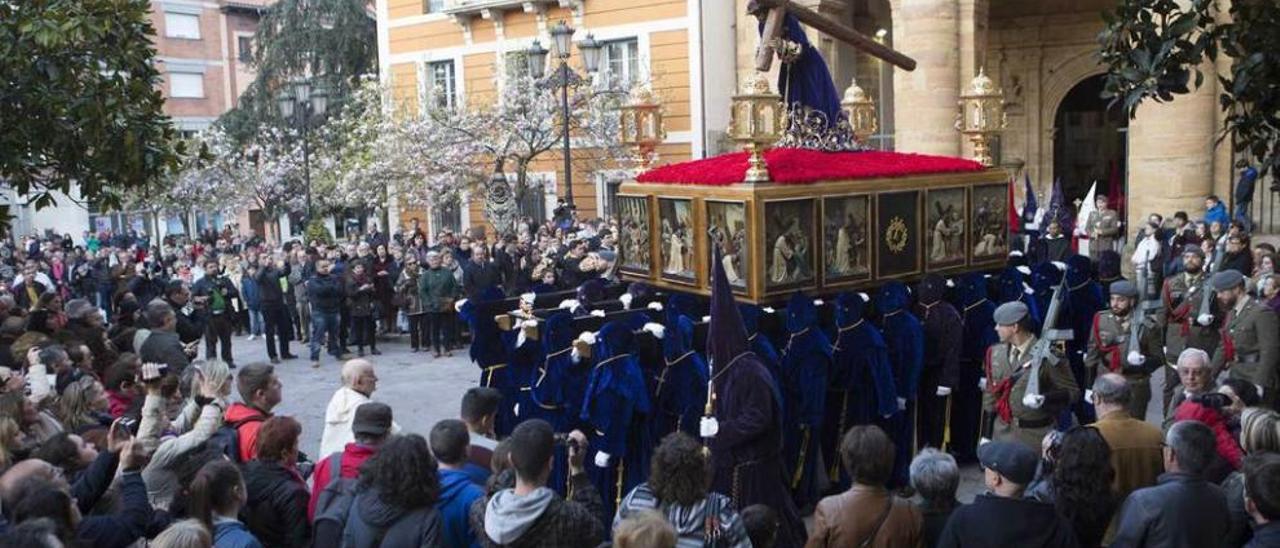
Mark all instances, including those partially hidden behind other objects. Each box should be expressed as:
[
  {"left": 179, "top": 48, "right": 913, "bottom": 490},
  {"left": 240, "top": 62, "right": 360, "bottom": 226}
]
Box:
[
  {"left": 1181, "top": 244, "right": 1206, "bottom": 259},
  {"left": 993, "top": 301, "right": 1029, "bottom": 326},
  {"left": 64, "top": 298, "right": 100, "bottom": 320},
  {"left": 1109, "top": 280, "right": 1139, "bottom": 298},
  {"left": 352, "top": 402, "right": 394, "bottom": 437},
  {"left": 977, "top": 440, "right": 1039, "bottom": 485},
  {"left": 1211, "top": 269, "right": 1246, "bottom": 291}
]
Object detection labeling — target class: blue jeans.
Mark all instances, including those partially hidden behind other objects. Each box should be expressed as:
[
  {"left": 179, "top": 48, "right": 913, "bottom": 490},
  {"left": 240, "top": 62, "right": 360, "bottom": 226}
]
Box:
[
  {"left": 248, "top": 309, "right": 264, "bottom": 336},
  {"left": 310, "top": 311, "right": 342, "bottom": 361},
  {"left": 96, "top": 288, "right": 113, "bottom": 321},
  {"left": 1235, "top": 201, "right": 1253, "bottom": 233}
]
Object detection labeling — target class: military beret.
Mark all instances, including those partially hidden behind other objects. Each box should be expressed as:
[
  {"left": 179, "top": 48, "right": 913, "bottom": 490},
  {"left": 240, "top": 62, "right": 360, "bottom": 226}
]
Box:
[
  {"left": 978, "top": 440, "right": 1039, "bottom": 485},
  {"left": 1181, "top": 244, "right": 1206, "bottom": 259},
  {"left": 1109, "top": 280, "right": 1139, "bottom": 298},
  {"left": 993, "top": 301, "right": 1029, "bottom": 326},
  {"left": 1211, "top": 269, "right": 1246, "bottom": 291}
]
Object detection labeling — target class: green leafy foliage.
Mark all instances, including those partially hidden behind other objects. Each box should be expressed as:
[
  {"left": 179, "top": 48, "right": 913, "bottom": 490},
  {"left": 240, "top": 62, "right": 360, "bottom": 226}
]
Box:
[
  {"left": 217, "top": 0, "right": 377, "bottom": 145},
  {"left": 1099, "top": 0, "right": 1280, "bottom": 174},
  {"left": 305, "top": 218, "right": 334, "bottom": 245},
  {"left": 0, "top": 0, "right": 186, "bottom": 222}
]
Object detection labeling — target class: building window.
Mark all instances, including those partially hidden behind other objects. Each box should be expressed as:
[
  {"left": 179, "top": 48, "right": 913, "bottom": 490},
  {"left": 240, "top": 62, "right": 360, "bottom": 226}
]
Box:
[
  {"left": 238, "top": 36, "right": 253, "bottom": 63},
  {"left": 431, "top": 200, "right": 462, "bottom": 237},
  {"left": 423, "top": 0, "right": 445, "bottom": 13},
  {"left": 164, "top": 12, "right": 201, "bottom": 40},
  {"left": 427, "top": 60, "right": 456, "bottom": 110},
  {"left": 601, "top": 38, "right": 639, "bottom": 85},
  {"left": 169, "top": 72, "right": 205, "bottom": 98}
]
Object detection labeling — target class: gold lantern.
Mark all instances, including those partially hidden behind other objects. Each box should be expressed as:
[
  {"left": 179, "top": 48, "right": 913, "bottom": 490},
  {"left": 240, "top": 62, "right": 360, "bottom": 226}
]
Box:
[
  {"left": 728, "top": 72, "right": 786, "bottom": 183},
  {"left": 618, "top": 86, "right": 666, "bottom": 170},
  {"left": 954, "top": 67, "right": 1008, "bottom": 166},
  {"left": 841, "top": 78, "right": 878, "bottom": 144}
]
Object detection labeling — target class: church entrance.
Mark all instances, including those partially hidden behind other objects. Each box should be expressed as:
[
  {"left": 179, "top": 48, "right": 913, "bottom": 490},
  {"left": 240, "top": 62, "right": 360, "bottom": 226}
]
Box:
[{"left": 1052, "top": 74, "right": 1128, "bottom": 215}]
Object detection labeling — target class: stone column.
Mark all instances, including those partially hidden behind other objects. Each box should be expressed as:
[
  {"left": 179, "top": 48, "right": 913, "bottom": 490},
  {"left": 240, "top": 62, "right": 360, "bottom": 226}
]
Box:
[
  {"left": 1126, "top": 59, "right": 1219, "bottom": 239},
  {"left": 891, "top": 0, "right": 961, "bottom": 156}
]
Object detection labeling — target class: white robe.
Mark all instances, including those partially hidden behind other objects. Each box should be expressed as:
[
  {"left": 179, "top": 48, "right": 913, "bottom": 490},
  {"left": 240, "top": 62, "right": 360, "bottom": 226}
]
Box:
[
  {"left": 770, "top": 236, "right": 792, "bottom": 283},
  {"left": 835, "top": 227, "right": 852, "bottom": 274},
  {"left": 318, "top": 386, "right": 402, "bottom": 456}
]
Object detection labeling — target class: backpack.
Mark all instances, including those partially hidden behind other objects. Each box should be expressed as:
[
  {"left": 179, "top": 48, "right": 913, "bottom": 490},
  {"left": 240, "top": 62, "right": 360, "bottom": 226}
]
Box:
[
  {"left": 207, "top": 415, "right": 264, "bottom": 464},
  {"left": 312, "top": 452, "right": 362, "bottom": 548}
]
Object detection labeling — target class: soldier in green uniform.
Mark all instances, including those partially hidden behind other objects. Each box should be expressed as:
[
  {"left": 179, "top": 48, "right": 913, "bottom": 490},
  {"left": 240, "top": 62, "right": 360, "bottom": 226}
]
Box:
[
  {"left": 1085, "top": 195, "right": 1122, "bottom": 259},
  {"left": 982, "top": 301, "right": 1080, "bottom": 451},
  {"left": 1210, "top": 269, "right": 1280, "bottom": 408},
  {"left": 1084, "top": 281, "right": 1164, "bottom": 419},
  {"left": 1156, "top": 245, "right": 1221, "bottom": 414}
]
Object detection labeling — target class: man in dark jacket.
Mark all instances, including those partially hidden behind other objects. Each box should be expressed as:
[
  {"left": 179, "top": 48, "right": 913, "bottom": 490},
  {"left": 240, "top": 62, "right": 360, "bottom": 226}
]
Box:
[
  {"left": 938, "top": 441, "right": 1076, "bottom": 547},
  {"left": 162, "top": 280, "right": 207, "bottom": 345},
  {"left": 192, "top": 260, "right": 240, "bottom": 367},
  {"left": 307, "top": 258, "right": 348, "bottom": 368},
  {"left": 256, "top": 253, "right": 297, "bottom": 364},
  {"left": 1111, "top": 420, "right": 1229, "bottom": 547},
  {"left": 138, "top": 301, "right": 191, "bottom": 374},
  {"left": 431, "top": 419, "right": 485, "bottom": 548},
  {"left": 462, "top": 246, "right": 502, "bottom": 299},
  {"left": 475, "top": 419, "right": 602, "bottom": 548},
  {"left": 1244, "top": 452, "right": 1280, "bottom": 548}
]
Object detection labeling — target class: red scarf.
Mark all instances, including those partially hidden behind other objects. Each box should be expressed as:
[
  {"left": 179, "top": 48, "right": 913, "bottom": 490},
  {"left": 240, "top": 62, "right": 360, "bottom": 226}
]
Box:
[
  {"left": 1220, "top": 309, "right": 1237, "bottom": 365},
  {"left": 1091, "top": 311, "right": 1126, "bottom": 373},
  {"left": 1162, "top": 279, "right": 1195, "bottom": 338},
  {"left": 985, "top": 346, "right": 1015, "bottom": 424}
]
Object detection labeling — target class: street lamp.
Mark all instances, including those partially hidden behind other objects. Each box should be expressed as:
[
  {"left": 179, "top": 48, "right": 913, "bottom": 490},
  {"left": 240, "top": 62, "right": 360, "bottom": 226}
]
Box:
[
  {"left": 277, "top": 78, "right": 328, "bottom": 229},
  {"left": 526, "top": 21, "right": 602, "bottom": 209}
]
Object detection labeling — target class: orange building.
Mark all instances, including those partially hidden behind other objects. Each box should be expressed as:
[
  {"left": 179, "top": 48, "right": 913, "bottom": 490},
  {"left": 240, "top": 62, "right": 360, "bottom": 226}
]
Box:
[{"left": 376, "top": 0, "right": 737, "bottom": 236}]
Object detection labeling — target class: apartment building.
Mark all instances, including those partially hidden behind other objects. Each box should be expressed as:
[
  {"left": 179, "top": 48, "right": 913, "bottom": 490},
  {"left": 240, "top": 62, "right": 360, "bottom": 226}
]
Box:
[{"left": 376, "top": 0, "right": 737, "bottom": 235}]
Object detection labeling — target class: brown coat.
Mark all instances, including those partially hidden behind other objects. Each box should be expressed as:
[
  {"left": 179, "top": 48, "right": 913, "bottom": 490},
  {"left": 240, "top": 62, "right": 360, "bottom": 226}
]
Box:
[
  {"left": 1092, "top": 409, "right": 1164, "bottom": 500},
  {"left": 805, "top": 485, "right": 921, "bottom": 548}
]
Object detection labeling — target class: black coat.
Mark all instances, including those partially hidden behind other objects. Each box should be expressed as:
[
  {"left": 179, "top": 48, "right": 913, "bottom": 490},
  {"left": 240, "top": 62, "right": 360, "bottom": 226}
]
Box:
[
  {"left": 308, "top": 273, "right": 345, "bottom": 314},
  {"left": 256, "top": 264, "right": 291, "bottom": 308},
  {"left": 462, "top": 260, "right": 502, "bottom": 299},
  {"left": 242, "top": 460, "right": 311, "bottom": 548},
  {"left": 938, "top": 494, "right": 1077, "bottom": 548},
  {"left": 1110, "top": 473, "right": 1229, "bottom": 548}
]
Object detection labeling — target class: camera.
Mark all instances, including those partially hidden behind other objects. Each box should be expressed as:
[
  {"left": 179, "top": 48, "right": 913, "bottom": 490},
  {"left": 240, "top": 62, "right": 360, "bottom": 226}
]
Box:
[{"left": 116, "top": 417, "right": 140, "bottom": 437}]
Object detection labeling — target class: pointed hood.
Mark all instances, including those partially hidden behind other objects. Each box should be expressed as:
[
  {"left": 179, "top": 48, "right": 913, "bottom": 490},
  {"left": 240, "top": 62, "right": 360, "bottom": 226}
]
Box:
[
  {"left": 663, "top": 303, "right": 695, "bottom": 357},
  {"left": 667, "top": 294, "right": 699, "bottom": 320},
  {"left": 576, "top": 279, "right": 605, "bottom": 307},
  {"left": 738, "top": 304, "right": 764, "bottom": 337},
  {"left": 542, "top": 311, "right": 575, "bottom": 352},
  {"left": 1066, "top": 255, "right": 1093, "bottom": 287},
  {"left": 1098, "top": 250, "right": 1122, "bottom": 281},
  {"left": 785, "top": 292, "right": 818, "bottom": 333},
  {"left": 707, "top": 245, "right": 750, "bottom": 368},
  {"left": 916, "top": 274, "right": 947, "bottom": 305},
  {"left": 835, "top": 292, "right": 866, "bottom": 327},
  {"left": 1031, "top": 262, "right": 1064, "bottom": 295},
  {"left": 1022, "top": 173, "right": 1038, "bottom": 226},
  {"left": 876, "top": 281, "right": 911, "bottom": 314},
  {"left": 956, "top": 273, "right": 990, "bottom": 308}
]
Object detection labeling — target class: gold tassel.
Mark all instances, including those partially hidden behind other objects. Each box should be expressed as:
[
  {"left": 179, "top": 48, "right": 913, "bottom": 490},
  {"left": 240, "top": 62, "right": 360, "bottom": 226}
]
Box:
[
  {"left": 792, "top": 427, "right": 809, "bottom": 489},
  {"left": 942, "top": 394, "right": 953, "bottom": 451},
  {"left": 829, "top": 391, "right": 849, "bottom": 479},
  {"left": 615, "top": 458, "right": 626, "bottom": 509}
]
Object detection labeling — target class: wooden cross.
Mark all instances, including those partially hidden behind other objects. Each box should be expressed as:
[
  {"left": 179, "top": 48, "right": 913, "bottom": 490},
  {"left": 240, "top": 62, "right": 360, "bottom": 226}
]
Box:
[{"left": 749, "top": 0, "right": 917, "bottom": 73}]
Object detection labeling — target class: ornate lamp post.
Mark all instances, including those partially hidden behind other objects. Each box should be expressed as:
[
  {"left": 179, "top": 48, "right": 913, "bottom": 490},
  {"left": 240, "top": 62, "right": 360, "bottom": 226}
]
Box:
[
  {"left": 841, "top": 78, "right": 878, "bottom": 144},
  {"left": 954, "top": 67, "right": 1007, "bottom": 167},
  {"left": 618, "top": 85, "right": 666, "bottom": 170},
  {"left": 526, "top": 21, "right": 602, "bottom": 208},
  {"left": 277, "top": 77, "right": 328, "bottom": 228},
  {"left": 728, "top": 72, "right": 786, "bottom": 183}
]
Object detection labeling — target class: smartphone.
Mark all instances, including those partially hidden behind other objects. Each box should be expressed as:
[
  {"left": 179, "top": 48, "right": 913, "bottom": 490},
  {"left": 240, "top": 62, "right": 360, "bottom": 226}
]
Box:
[{"left": 115, "top": 418, "right": 139, "bottom": 437}]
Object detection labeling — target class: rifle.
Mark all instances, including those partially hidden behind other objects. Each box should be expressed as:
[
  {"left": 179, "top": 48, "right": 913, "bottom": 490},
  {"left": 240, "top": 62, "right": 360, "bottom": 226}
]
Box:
[
  {"left": 1197, "top": 236, "right": 1227, "bottom": 326},
  {"left": 1026, "top": 275, "right": 1071, "bottom": 398},
  {"left": 1127, "top": 260, "right": 1162, "bottom": 371}
]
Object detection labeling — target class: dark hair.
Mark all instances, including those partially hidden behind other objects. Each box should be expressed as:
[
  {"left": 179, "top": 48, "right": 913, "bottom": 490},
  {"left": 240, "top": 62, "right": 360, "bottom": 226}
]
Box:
[
  {"left": 507, "top": 419, "right": 554, "bottom": 483},
  {"left": 359, "top": 434, "right": 440, "bottom": 510},
  {"left": 1051, "top": 427, "right": 1116, "bottom": 542},
  {"left": 461, "top": 387, "right": 502, "bottom": 423},
  {"left": 0, "top": 518, "right": 64, "bottom": 548},
  {"left": 32, "top": 433, "right": 86, "bottom": 474},
  {"left": 841, "top": 425, "right": 894, "bottom": 486},
  {"left": 10, "top": 479, "right": 75, "bottom": 544},
  {"left": 188, "top": 460, "right": 245, "bottom": 530},
  {"left": 740, "top": 504, "right": 779, "bottom": 548},
  {"left": 1245, "top": 452, "right": 1280, "bottom": 521},
  {"left": 36, "top": 345, "right": 67, "bottom": 369},
  {"left": 1174, "top": 211, "right": 1189, "bottom": 222},
  {"left": 1167, "top": 420, "right": 1218, "bottom": 476},
  {"left": 103, "top": 356, "right": 139, "bottom": 392},
  {"left": 236, "top": 363, "right": 275, "bottom": 403},
  {"left": 1223, "top": 378, "right": 1262, "bottom": 407},
  {"left": 1208, "top": 195, "right": 1221, "bottom": 203},
  {"left": 1257, "top": 243, "right": 1277, "bottom": 254},
  {"left": 144, "top": 299, "right": 174, "bottom": 327},
  {"left": 255, "top": 416, "right": 301, "bottom": 462},
  {"left": 649, "top": 432, "right": 710, "bottom": 506},
  {"left": 429, "top": 419, "right": 470, "bottom": 466}
]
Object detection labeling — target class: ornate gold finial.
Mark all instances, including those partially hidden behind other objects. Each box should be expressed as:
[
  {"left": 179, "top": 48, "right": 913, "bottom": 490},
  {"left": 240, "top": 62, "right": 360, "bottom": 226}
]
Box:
[
  {"left": 728, "top": 71, "right": 785, "bottom": 183},
  {"left": 955, "top": 67, "right": 1008, "bottom": 167}
]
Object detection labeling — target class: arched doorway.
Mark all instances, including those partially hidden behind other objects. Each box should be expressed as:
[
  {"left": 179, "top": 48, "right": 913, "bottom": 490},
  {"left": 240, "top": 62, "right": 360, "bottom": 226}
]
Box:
[{"left": 1053, "top": 74, "right": 1128, "bottom": 212}]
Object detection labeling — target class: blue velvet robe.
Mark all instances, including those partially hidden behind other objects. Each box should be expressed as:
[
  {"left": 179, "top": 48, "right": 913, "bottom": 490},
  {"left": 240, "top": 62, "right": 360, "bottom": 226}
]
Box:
[
  {"left": 914, "top": 276, "right": 963, "bottom": 451},
  {"left": 740, "top": 304, "right": 786, "bottom": 409},
  {"left": 824, "top": 292, "right": 896, "bottom": 490},
  {"left": 779, "top": 293, "right": 832, "bottom": 509},
  {"left": 759, "top": 14, "right": 842, "bottom": 124},
  {"left": 998, "top": 266, "right": 1043, "bottom": 330},
  {"left": 1066, "top": 254, "right": 1104, "bottom": 423},
  {"left": 951, "top": 274, "right": 998, "bottom": 462},
  {"left": 875, "top": 282, "right": 924, "bottom": 487},
  {"left": 459, "top": 287, "right": 516, "bottom": 436},
  {"left": 652, "top": 308, "right": 709, "bottom": 441},
  {"left": 527, "top": 311, "right": 576, "bottom": 496},
  {"left": 581, "top": 319, "right": 652, "bottom": 520}
]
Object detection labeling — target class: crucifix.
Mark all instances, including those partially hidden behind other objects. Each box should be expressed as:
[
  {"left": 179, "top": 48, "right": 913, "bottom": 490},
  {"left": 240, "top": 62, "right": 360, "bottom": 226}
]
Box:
[{"left": 749, "top": 0, "right": 918, "bottom": 73}]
